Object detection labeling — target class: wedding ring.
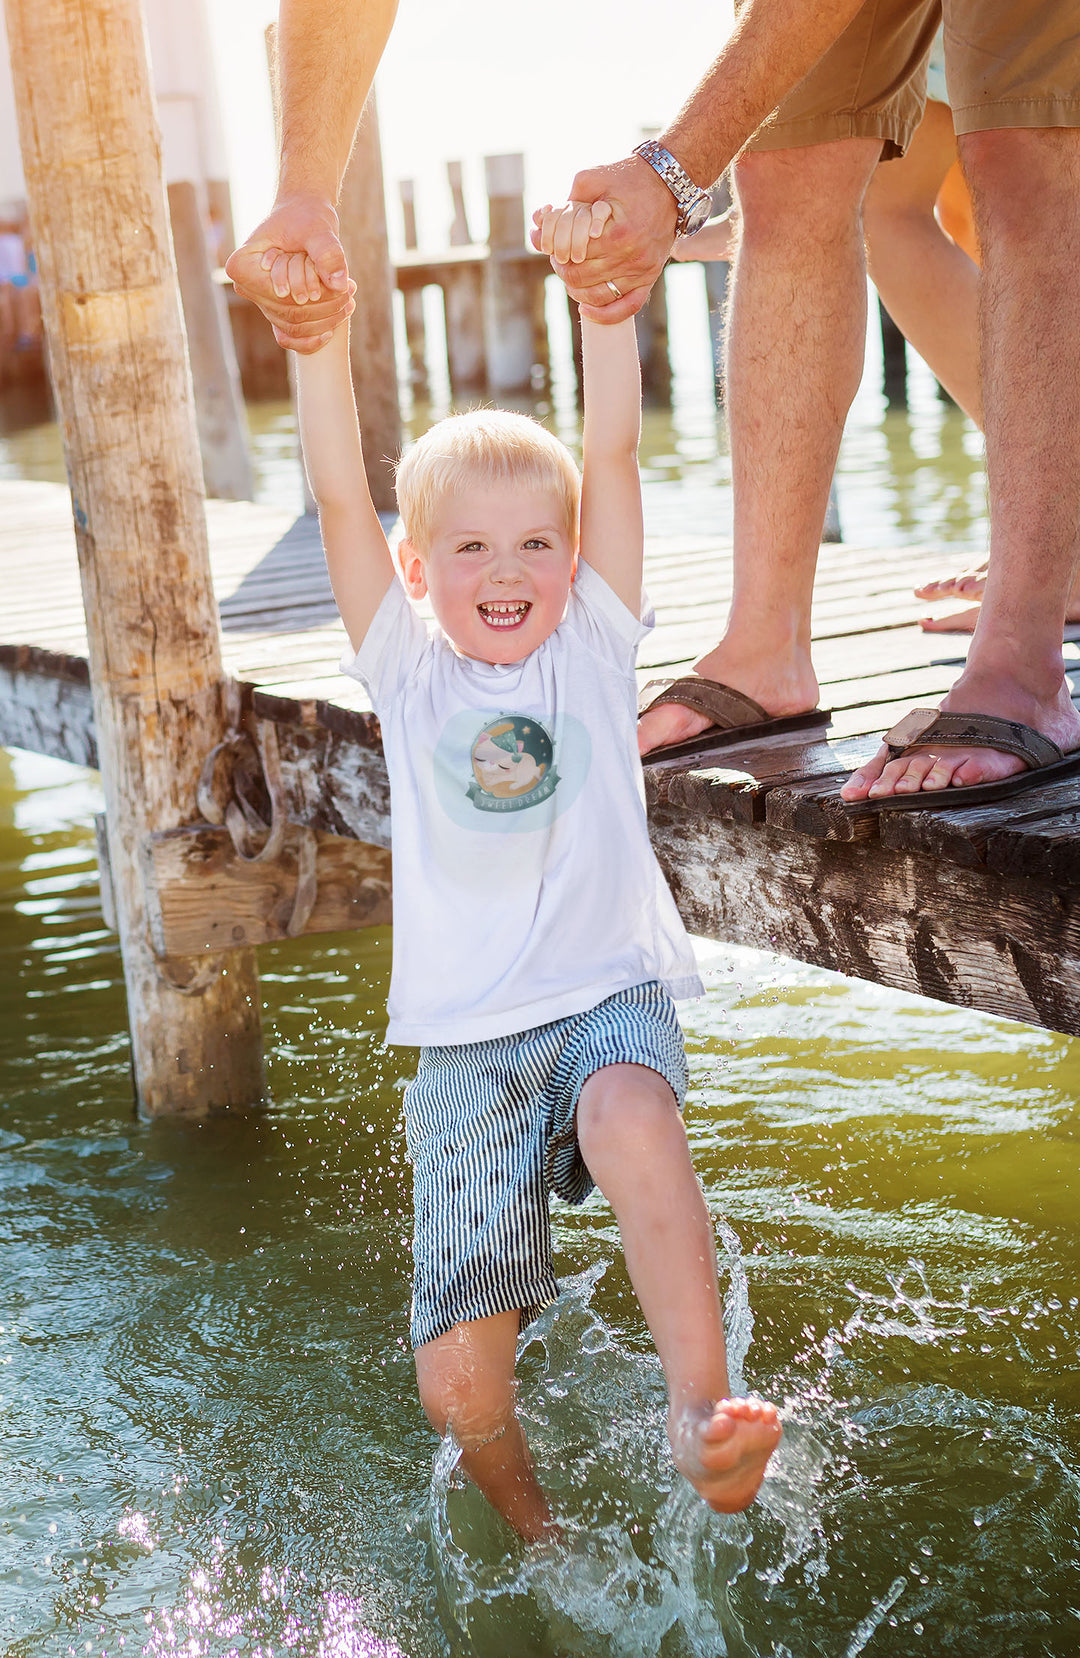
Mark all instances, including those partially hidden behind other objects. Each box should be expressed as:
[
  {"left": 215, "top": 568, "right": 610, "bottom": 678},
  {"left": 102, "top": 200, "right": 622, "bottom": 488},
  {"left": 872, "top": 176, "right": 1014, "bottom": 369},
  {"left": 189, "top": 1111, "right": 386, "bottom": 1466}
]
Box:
[{"left": 606, "top": 280, "right": 623, "bottom": 299}]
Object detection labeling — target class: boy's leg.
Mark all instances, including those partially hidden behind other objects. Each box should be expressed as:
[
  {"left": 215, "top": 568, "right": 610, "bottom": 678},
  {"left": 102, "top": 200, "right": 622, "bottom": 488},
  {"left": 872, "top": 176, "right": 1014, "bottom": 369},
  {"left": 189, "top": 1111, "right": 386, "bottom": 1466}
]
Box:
[
  {"left": 415, "top": 1309, "right": 557, "bottom": 1544},
  {"left": 576, "top": 1063, "right": 781, "bottom": 1513}
]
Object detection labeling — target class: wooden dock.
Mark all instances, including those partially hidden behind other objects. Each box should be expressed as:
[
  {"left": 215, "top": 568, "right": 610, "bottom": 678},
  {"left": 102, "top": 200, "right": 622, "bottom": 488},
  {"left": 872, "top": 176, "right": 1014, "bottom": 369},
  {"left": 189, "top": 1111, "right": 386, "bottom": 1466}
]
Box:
[{"left": 5, "top": 475, "right": 1080, "bottom": 1038}]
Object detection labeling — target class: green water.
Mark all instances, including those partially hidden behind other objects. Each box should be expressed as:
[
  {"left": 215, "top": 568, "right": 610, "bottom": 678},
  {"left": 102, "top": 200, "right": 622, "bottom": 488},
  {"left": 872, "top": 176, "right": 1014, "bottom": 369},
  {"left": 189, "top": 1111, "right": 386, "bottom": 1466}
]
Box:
[{"left": 4, "top": 743, "right": 1080, "bottom": 1657}]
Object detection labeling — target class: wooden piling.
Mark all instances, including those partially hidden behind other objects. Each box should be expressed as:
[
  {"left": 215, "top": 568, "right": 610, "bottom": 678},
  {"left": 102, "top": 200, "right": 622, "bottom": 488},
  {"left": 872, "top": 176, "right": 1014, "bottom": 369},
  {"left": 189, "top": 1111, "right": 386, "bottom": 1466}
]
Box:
[
  {"left": 443, "top": 161, "right": 486, "bottom": 393},
  {"left": 337, "top": 93, "right": 401, "bottom": 511},
  {"left": 879, "top": 298, "right": 908, "bottom": 409},
  {"left": 398, "top": 180, "right": 429, "bottom": 398},
  {"left": 168, "top": 179, "right": 255, "bottom": 501},
  {"left": 635, "top": 274, "right": 672, "bottom": 405},
  {"left": 703, "top": 180, "right": 732, "bottom": 402},
  {"left": 483, "top": 154, "right": 537, "bottom": 394},
  {"left": 5, "top": 0, "right": 265, "bottom": 1115}
]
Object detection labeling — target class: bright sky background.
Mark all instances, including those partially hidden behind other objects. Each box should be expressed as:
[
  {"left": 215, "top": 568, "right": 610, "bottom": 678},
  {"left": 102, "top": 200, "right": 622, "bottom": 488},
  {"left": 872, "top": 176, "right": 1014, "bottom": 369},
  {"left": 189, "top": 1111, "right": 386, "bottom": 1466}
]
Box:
[{"left": 207, "top": 0, "right": 735, "bottom": 253}]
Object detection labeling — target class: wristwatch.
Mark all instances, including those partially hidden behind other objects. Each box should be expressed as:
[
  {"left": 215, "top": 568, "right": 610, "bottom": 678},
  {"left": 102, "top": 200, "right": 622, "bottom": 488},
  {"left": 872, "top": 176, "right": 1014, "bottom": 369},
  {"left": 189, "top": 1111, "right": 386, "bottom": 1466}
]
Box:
[{"left": 632, "top": 140, "right": 713, "bottom": 236}]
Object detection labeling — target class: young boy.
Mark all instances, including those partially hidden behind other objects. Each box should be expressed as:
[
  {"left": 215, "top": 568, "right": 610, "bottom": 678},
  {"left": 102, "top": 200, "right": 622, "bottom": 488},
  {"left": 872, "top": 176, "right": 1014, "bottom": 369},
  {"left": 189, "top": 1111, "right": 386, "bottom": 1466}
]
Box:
[{"left": 286, "top": 202, "right": 781, "bottom": 1544}]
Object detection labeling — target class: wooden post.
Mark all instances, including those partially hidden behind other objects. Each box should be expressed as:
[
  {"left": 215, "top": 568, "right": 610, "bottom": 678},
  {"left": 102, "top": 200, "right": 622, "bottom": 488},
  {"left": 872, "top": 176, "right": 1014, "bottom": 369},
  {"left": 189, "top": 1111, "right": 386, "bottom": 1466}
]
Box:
[
  {"left": 5, "top": 0, "right": 265, "bottom": 1115},
  {"left": 879, "top": 297, "right": 908, "bottom": 408},
  {"left": 483, "top": 153, "right": 535, "bottom": 394},
  {"left": 168, "top": 180, "right": 255, "bottom": 501},
  {"left": 634, "top": 273, "right": 672, "bottom": 405},
  {"left": 398, "top": 180, "right": 429, "bottom": 397},
  {"left": 448, "top": 160, "right": 471, "bottom": 249},
  {"left": 443, "top": 161, "right": 486, "bottom": 394},
  {"left": 703, "top": 179, "right": 732, "bottom": 402},
  {"left": 337, "top": 94, "right": 401, "bottom": 512},
  {"left": 567, "top": 292, "right": 584, "bottom": 406}
]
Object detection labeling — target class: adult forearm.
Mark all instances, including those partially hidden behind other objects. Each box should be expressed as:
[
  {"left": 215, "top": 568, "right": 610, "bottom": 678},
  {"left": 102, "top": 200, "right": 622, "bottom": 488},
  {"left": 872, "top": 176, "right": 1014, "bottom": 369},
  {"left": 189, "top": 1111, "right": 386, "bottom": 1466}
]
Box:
[
  {"left": 659, "top": 0, "right": 866, "bottom": 187},
  {"left": 276, "top": 0, "right": 399, "bottom": 204}
]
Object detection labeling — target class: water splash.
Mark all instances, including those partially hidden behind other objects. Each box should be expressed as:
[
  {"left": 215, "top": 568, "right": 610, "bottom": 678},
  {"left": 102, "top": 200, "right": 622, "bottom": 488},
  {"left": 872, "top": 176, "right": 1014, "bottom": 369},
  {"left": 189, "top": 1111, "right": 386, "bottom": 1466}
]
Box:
[
  {"left": 426, "top": 1257, "right": 837, "bottom": 1657},
  {"left": 842, "top": 1575, "right": 907, "bottom": 1657}
]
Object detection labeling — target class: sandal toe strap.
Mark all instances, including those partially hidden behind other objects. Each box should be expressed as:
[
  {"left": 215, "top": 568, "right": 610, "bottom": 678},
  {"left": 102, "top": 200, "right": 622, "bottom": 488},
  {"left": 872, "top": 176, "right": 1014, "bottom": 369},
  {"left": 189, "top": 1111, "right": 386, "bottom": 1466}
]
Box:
[
  {"left": 638, "top": 676, "right": 769, "bottom": 728},
  {"left": 883, "top": 708, "right": 1064, "bottom": 770}
]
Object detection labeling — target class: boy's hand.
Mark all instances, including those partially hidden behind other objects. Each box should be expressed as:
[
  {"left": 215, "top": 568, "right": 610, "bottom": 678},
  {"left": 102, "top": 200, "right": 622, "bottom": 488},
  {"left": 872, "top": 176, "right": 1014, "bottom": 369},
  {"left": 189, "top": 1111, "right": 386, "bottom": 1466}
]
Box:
[
  {"left": 225, "top": 194, "right": 355, "bottom": 352},
  {"left": 532, "top": 199, "right": 613, "bottom": 266},
  {"left": 230, "top": 242, "right": 356, "bottom": 352},
  {"left": 534, "top": 156, "right": 677, "bottom": 324}
]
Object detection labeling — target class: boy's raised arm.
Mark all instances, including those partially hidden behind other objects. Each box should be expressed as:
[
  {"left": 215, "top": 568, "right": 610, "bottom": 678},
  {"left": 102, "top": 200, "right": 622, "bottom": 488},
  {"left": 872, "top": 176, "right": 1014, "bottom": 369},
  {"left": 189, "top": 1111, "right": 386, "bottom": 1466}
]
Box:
[
  {"left": 579, "top": 315, "right": 644, "bottom": 614},
  {"left": 295, "top": 327, "right": 396, "bottom": 649},
  {"left": 535, "top": 202, "right": 644, "bottom": 613}
]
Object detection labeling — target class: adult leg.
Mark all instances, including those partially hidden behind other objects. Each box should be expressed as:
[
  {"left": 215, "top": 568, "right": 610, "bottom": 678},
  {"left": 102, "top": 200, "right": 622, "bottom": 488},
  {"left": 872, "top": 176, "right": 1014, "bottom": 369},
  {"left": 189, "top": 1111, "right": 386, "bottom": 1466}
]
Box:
[
  {"left": 864, "top": 98, "right": 981, "bottom": 422},
  {"left": 415, "top": 1310, "right": 557, "bottom": 1544},
  {"left": 844, "top": 127, "right": 1080, "bottom": 801},
  {"left": 638, "top": 137, "right": 882, "bottom": 756},
  {"left": 576, "top": 1064, "right": 780, "bottom": 1511}
]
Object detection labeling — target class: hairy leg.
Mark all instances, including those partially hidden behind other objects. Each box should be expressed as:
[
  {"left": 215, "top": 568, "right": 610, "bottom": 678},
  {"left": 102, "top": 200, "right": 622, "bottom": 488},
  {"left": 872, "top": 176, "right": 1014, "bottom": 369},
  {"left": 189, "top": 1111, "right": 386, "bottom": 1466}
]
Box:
[
  {"left": 415, "top": 1310, "right": 556, "bottom": 1543},
  {"left": 864, "top": 99, "right": 981, "bottom": 423},
  {"left": 577, "top": 1064, "right": 780, "bottom": 1511},
  {"left": 844, "top": 127, "right": 1080, "bottom": 801},
  {"left": 638, "top": 137, "right": 881, "bottom": 757}
]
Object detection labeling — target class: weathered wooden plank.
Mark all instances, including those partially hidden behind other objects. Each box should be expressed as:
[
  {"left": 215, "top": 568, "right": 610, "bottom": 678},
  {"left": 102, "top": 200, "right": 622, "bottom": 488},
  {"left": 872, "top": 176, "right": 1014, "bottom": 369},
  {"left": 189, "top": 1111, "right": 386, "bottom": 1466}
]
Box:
[
  {"left": 269, "top": 710, "right": 392, "bottom": 848},
  {"left": 144, "top": 824, "right": 391, "bottom": 954},
  {"left": 649, "top": 805, "right": 1080, "bottom": 1036},
  {"left": 0, "top": 646, "right": 97, "bottom": 767},
  {"left": 765, "top": 774, "right": 880, "bottom": 843},
  {"left": 986, "top": 808, "right": 1080, "bottom": 886},
  {"left": 644, "top": 732, "right": 877, "bottom": 824},
  {"left": 879, "top": 777, "right": 1080, "bottom": 869}
]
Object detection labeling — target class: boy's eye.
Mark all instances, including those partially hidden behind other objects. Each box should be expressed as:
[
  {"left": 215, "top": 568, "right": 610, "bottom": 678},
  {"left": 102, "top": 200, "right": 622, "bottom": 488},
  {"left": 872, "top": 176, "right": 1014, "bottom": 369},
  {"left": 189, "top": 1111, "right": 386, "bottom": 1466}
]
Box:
[
  {"left": 523, "top": 538, "right": 550, "bottom": 550},
  {"left": 457, "top": 541, "right": 486, "bottom": 553}
]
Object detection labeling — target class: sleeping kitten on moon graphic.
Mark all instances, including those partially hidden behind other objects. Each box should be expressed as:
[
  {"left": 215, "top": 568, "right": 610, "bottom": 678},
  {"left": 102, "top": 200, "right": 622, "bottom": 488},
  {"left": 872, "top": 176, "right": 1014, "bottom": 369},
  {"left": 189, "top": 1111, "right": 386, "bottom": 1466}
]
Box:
[{"left": 467, "top": 717, "right": 558, "bottom": 812}]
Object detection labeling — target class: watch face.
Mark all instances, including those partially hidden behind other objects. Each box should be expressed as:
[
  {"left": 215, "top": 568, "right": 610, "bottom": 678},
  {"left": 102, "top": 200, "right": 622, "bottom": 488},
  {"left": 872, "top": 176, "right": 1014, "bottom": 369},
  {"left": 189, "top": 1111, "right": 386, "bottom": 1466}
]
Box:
[{"left": 683, "top": 195, "right": 713, "bottom": 236}]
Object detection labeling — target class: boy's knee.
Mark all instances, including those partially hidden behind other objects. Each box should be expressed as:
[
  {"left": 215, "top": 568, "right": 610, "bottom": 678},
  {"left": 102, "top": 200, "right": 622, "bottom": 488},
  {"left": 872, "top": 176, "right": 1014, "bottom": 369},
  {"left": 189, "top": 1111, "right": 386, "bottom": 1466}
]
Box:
[
  {"left": 577, "top": 1065, "right": 679, "bottom": 1164},
  {"left": 415, "top": 1331, "right": 516, "bottom": 1448}
]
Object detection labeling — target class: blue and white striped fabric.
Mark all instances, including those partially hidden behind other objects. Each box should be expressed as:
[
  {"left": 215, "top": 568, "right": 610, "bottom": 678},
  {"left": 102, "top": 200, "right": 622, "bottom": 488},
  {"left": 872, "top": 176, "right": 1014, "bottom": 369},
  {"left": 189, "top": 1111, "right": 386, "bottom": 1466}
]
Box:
[{"left": 404, "top": 980, "right": 688, "bottom": 1349}]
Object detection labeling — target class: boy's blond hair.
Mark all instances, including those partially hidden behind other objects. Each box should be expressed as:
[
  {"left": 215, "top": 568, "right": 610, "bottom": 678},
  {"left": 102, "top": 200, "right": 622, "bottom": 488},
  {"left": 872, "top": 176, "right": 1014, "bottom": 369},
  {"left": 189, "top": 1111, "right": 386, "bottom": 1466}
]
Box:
[{"left": 395, "top": 410, "right": 581, "bottom": 552}]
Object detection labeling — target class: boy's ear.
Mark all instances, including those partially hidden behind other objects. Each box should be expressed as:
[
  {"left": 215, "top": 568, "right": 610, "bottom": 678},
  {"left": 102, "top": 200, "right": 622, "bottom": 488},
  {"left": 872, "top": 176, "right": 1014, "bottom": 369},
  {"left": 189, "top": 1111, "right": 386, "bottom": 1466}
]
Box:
[{"left": 398, "top": 537, "right": 428, "bottom": 598}]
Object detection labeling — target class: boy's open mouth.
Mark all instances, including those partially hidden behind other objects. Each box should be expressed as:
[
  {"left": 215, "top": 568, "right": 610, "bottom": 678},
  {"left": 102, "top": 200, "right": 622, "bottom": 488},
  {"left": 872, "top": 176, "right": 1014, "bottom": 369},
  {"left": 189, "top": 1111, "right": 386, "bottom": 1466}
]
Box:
[{"left": 477, "top": 600, "right": 532, "bottom": 630}]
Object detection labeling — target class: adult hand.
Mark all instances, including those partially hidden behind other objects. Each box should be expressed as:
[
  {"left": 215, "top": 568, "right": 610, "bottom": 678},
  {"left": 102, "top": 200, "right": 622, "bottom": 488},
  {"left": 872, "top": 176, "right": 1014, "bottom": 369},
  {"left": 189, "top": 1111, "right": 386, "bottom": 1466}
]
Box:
[
  {"left": 531, "top": 156, "right": 678, "bottom": 323},
  {"left": 225, "top": 193, "right": 355, "bottom": 352}
]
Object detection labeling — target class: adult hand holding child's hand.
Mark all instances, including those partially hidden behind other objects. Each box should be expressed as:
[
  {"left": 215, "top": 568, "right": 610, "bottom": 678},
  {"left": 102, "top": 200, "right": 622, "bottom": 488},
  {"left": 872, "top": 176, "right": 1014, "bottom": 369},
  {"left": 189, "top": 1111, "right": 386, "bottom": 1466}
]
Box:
[
  {"left": 531, "top": 156, "right": 679, "bottom": 323},
  {"left": 225, "top": 194, "right": 356, "bottom": 352}
]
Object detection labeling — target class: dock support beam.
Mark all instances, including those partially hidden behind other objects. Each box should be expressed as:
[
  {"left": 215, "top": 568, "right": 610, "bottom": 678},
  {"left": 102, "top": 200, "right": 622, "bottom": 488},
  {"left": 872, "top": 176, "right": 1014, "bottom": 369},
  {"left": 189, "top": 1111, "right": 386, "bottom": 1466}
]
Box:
[
  {"left": 338, "top": 94, "right": 401, "bottom": 512},
  {"left": 6, "top": 0, "right": 265, "bottom": 1115}
]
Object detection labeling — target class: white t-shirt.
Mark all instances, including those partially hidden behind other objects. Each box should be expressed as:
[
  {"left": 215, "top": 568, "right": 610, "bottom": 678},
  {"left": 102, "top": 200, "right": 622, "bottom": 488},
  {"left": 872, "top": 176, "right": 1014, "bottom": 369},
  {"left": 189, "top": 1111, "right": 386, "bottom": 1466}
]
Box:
[{"left": 342, "top": 559, "right": 703, "bottom": 1046}]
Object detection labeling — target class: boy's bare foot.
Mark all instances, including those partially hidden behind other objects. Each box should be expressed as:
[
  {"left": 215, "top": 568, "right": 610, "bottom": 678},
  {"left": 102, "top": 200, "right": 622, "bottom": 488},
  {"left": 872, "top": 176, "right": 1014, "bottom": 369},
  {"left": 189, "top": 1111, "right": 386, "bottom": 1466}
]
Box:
[{"left": 669, "top": 1398, "right": 782, "bottom": 1513}]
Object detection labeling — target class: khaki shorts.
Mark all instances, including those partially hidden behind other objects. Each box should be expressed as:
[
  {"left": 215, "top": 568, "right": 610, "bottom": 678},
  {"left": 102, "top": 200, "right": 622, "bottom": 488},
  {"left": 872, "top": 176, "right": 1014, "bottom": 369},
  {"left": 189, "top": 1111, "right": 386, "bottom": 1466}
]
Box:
[{"left": 747, "top": 0, "right": 1080, "bottom": 158}]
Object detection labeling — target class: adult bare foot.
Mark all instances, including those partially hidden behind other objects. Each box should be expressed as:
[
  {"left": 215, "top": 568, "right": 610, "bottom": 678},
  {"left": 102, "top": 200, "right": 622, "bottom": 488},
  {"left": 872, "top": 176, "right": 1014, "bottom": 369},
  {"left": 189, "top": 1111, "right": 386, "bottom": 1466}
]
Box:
[
  {"left": 915, "top": 563, "right": 1080, "bottom": 634},
  {"left": 670, "top": 1398, "right": 782, "bottom": 1513},
  {"left": 637, "top": 641, "right": 820, "bottom": 757},
  {"left": 840, "top": 672, "right": 1080, "bottom": 801}
]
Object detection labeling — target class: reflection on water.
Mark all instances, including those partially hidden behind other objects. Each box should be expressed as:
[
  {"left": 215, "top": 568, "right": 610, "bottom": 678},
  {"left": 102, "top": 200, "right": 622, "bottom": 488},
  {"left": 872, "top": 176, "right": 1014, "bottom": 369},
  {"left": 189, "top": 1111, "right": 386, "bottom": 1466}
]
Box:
[
  {"left": 0, "top": 269, "right": 987, "bottom": 556},
  {"left": 4, "top": 747, "right": 1079, "bottom": 1656}
]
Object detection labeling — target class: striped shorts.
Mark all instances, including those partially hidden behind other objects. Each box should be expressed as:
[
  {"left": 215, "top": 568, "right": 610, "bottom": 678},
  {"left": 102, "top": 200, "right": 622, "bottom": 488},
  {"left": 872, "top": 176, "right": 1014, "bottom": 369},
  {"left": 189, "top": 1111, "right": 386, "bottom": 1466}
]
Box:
[{"left": 403, "top": 981, "right": 688, "bottom": 1349}]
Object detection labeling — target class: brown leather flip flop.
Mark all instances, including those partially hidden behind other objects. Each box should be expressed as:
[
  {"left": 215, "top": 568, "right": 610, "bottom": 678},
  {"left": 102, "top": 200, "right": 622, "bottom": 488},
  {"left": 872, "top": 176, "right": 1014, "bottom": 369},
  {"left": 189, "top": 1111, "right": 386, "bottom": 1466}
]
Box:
[
  {"left": 638, "top": 676, "right": 831, "bottom": 764},
  {"left": 842, "top": 707, "right": 1080, "bottom": 813}
]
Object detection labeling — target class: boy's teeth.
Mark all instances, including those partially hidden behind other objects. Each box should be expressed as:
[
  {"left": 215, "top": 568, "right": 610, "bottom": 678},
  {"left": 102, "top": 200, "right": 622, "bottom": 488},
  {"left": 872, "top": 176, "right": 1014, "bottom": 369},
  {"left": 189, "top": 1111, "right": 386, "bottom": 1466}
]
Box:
[{"left": 480, "top": 601, "right": 529, "bottom": 626}]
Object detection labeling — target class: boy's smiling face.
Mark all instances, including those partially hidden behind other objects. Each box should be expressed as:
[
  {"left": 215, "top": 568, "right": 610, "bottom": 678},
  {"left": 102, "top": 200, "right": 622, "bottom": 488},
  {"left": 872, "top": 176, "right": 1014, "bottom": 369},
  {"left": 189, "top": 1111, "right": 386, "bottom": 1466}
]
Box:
[{"left": 398, "top": 484, "right": 577, "bottom": 664}]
